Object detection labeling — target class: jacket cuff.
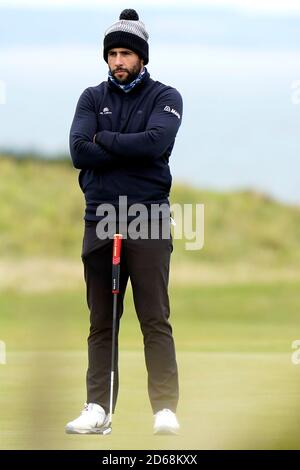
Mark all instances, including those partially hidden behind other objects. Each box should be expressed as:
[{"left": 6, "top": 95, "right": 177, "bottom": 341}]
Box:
[{"left": 95, "top": 130, "right": 115, "bottom": 150}]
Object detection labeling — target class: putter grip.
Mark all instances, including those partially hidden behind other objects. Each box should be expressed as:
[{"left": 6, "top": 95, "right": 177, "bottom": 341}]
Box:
[
  {"left": 112, "top": 234, "right": 123, "bottom": 265},
  {"left": 112, "top": 234, "right": 123, "bottom": 293}
]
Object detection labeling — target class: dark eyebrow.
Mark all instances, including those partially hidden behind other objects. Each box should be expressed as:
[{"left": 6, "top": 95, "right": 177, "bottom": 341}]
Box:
[{"left": 108, "top": 49, "right": 133, "bottom": 55}]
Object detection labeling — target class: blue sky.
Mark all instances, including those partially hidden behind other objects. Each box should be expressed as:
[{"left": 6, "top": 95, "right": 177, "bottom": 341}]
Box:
[{"left": 0, "top": 1, "right": 300, "bottom": 204}]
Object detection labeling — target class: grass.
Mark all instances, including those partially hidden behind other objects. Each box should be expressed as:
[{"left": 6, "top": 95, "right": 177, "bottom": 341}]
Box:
[
  {"left": 0, "top": 350, "right": 299, "bottom": 450},
  {"left": 1, "top": 155, "right": 300, "bottom": 268},
  {"left": 0, "top": 281, "right": 300, "bottom": 449},
  {"left": 0, "top": 282, "right": 299, "bottom": 353},
  {"left": 0, "top": 155, "right": 300, "bottom": 449}
]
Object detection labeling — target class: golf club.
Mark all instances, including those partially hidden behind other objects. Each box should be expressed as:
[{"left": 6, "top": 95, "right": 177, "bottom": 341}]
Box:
[
  {"left": 107, "top": 233, "right": 123, "bottom": 435},
  {"left": 91, "top": 233, "right": 123, "bottom": 436}
]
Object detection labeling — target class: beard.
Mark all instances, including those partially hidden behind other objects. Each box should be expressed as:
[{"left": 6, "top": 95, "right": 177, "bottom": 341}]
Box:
[{"left": 110, "top": 61, "right": 143, "bottom": 84}]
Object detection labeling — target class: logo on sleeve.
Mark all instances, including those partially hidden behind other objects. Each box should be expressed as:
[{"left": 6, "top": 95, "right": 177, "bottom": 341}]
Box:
[{"left": 164, "top": 105, "right": 181, "bottom": 120}]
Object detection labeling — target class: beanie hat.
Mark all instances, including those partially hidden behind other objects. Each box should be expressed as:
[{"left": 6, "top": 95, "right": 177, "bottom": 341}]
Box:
[{"left": 103, "top": 9, "right": 149, "bottom": 65}]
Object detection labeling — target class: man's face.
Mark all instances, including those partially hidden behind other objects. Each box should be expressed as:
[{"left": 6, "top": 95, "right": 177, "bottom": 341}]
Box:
[{"left": 108, "top": 48, "right": 144, "bottom": 84}]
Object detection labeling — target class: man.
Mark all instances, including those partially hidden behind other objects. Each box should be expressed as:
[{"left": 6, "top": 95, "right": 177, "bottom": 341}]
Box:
[{"left": 66, "top": 9, "right": 183, "bottom": 435}]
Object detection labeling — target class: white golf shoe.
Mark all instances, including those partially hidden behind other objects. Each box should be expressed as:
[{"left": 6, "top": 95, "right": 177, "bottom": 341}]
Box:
[
  {"left": 65, "top": 403, "right": 109, "bottom": 434},
  {"left": 153, "top": 408, "right": 180, "bottom": 435}
]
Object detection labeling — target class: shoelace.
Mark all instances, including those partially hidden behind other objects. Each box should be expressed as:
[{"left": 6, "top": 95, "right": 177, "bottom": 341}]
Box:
[
  {"left": 80, "top": 403, "right": 90, "bottom": 415},
  {"left": 81, "top": 403, "right": 103, "bottom": 416},
  {"left": 80, "top": 403, "right": 107, "bottom": 428}
]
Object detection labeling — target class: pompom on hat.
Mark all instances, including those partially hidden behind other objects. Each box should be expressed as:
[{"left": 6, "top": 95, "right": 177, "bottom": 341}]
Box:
[{"left": 103, "top": 9, "right": 149, "bottom": 65}]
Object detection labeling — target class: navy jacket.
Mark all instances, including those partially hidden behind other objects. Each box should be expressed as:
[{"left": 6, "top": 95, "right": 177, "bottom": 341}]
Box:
[{"left": 69, "top": 70, "right": 183, "bottom": 220}]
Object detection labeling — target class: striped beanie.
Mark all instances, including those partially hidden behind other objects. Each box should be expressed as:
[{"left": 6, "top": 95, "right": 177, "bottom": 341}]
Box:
[{"left": 103, "top": 9, "right": 149, "bottom": 65}]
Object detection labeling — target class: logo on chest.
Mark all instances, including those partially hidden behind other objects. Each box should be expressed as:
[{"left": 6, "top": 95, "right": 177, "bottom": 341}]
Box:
[{"left": 99, "top": 107, "right": 112, "bottom": 115}]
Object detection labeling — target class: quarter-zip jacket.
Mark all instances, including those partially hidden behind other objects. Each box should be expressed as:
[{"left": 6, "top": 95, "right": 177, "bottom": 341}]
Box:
[{"left": 69, "top": 70, "right": 183, "bottom": 221}]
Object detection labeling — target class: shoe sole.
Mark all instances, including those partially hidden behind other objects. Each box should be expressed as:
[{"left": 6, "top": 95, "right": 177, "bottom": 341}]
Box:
[
  {"left": 154, "top": 426, "right": 179, "bottom": 435},
  {"left": 65, "top": 426, "right": 112, "bottom": 435},
  {"left": 65, "top": 414, "right": 111, "bottom": 435}
]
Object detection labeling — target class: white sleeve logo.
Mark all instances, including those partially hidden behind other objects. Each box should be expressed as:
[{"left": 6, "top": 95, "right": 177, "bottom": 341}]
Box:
[{"left": 164, "top": 105, "right": 181, "bottom": 120}]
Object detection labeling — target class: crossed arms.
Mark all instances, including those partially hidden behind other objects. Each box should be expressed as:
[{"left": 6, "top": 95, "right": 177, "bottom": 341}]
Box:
[{"left": 69, "top": 87, "right": 183, "bottom": 170}]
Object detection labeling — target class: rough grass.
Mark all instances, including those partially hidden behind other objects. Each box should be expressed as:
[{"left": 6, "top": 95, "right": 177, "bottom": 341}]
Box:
[{"left": 1, "top": 155, "right": 300, "bottom": 267}]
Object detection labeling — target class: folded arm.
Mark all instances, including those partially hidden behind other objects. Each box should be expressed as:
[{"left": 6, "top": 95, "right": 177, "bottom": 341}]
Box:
[
  {"left": 69, "top": 88, "right": 116, "bottom": 170},
  {"left": 95, "top": 88, "right": 183, "bottom": 162}
]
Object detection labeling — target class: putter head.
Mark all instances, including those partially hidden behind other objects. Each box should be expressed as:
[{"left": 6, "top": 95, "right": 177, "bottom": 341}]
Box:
[{"left": 100, "top": 425, "right": 112, "bottom": 435}]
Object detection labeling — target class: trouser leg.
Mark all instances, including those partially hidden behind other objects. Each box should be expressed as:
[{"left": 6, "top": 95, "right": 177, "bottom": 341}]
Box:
[
  {"left": 83, "top": 239, "right": 129, "bottom": 414},
  {"left": 126, "top": 234, "right": 179, "bottom": 414}
]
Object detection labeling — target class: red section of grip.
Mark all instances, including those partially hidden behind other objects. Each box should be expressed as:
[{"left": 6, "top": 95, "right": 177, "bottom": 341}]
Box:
[{"left": 112, "top": 234, "right": 123, "bottom": 265}]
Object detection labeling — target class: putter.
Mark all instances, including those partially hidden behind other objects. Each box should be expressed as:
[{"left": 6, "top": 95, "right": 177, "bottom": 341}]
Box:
[
  {"left": 91, "top": 234, "right": 123, "bottom": 436},
  {"left": 106, "top": 233, "right": 123, "bottom": 435},
  {"left": 66, "top": 235, "right": 123, "bottom": 436}
]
